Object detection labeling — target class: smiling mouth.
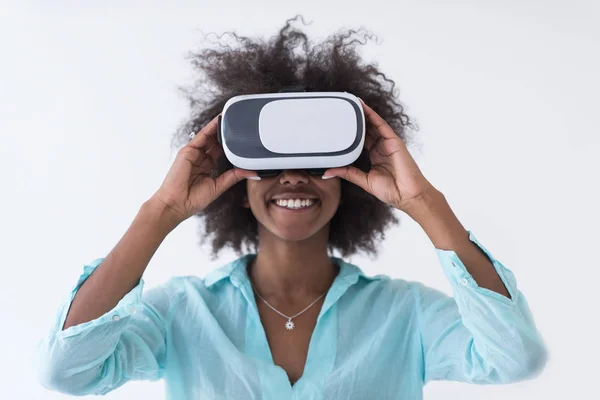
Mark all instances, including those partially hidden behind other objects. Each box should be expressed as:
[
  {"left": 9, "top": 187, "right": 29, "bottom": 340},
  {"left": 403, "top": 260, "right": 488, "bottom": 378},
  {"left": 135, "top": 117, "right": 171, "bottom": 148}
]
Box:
[{"left": 269, "top": 199, "right": 320, "bottom": 211}]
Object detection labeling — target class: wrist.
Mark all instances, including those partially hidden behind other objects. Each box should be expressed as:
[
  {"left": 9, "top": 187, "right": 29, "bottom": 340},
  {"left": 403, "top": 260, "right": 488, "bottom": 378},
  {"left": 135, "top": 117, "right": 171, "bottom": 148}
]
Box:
[
  {"left": 402, "top": 187, "right": 445, "bottom": 222},
  {"left": 140, "top": 197, "right": 183, "bottom": 234}
]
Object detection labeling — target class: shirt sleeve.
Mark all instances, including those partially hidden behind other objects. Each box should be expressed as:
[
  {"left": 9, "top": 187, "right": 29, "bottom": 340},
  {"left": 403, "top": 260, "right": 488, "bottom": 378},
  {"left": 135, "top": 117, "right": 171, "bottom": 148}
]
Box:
[
  {"left": 36, "top": 258, "right": 182, "bottom": 395},
  {"left": 416, "top": 230, "right": 548, "bottom": 384}
]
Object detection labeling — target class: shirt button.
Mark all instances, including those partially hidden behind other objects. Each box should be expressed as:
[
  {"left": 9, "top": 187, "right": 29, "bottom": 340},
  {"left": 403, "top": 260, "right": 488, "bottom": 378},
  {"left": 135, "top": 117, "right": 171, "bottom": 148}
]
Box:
[
  {"left": 130, "top": 306, "right": 137, "bottom": 314},
  {"left": 461, "top": 278, "right": 468, "bottom": 286},
  {"left": 112, "top": 315, "right": 120, "bottom": 322}
]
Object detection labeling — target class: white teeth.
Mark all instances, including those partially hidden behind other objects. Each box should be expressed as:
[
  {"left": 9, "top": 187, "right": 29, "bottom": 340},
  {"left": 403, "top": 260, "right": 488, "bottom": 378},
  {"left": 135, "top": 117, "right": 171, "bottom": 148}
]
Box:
[{"left": 274, "top": 199, "right": 315, "bottom": 209}]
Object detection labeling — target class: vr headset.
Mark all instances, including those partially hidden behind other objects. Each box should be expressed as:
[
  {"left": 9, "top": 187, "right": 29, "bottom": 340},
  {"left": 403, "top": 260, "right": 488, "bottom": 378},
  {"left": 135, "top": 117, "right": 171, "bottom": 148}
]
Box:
[{"left": 217, "top": 86, "right": 365, "bottom": 178}]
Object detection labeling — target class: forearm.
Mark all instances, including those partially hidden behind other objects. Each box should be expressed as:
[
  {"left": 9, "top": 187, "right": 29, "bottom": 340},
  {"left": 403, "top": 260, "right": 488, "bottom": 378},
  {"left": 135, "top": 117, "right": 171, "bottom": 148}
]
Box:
[
  {"left": 62, "top": 198, "right": 181, "bottom": 330},
  {"left": 404, "top": 188, "right": 511, "bottom": 298}
]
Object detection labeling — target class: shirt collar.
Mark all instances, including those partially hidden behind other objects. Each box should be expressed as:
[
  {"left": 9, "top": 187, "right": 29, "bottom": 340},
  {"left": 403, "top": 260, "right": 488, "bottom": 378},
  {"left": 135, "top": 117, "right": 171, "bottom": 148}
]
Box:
[{"left": 204, "top": 253, "right": 385, "bottom": 289}]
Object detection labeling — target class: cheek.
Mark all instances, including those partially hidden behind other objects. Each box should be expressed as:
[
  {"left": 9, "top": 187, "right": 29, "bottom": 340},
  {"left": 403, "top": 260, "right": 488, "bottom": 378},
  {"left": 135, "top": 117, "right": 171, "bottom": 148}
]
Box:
[
  {"left": 245, "top": 181, "right": 269, "bottom": 211},
  {"left": 320, "top": 180, "right": 342, "bottom": 209}
]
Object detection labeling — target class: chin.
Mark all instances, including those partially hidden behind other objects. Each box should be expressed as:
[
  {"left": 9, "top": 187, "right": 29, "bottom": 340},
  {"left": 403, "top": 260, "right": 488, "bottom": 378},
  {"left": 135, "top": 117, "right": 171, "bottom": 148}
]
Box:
[
  {"left": 271, "top": 227, "right": 320, "bottom": 242},
  {"left": 253, "top": 202, "right": 333, "bottom": 242}
]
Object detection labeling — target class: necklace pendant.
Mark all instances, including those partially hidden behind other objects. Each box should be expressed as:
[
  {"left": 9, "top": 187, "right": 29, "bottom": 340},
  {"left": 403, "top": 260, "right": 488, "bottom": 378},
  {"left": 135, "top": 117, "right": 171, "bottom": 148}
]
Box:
[{"left": 285, "top": 318, "right": 295, "bottom": 330}]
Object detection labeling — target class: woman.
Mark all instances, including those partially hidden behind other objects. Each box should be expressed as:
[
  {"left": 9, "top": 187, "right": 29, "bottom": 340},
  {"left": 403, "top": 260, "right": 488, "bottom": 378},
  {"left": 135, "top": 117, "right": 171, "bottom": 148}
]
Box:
[{"left": 37, "top": 17, "right": 547, "bottom": 399}]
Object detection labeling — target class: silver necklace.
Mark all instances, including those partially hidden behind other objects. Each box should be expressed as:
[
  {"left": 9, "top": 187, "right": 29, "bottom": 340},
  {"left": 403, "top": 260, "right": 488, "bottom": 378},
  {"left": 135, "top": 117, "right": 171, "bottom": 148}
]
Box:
[{"left": 250, "top": 282, "right": 326, "bottom": 331}]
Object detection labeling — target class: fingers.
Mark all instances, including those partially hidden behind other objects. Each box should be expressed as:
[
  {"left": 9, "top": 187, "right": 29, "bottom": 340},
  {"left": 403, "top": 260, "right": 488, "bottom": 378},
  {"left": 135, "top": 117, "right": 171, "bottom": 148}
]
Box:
[
  {"left": 364, "top": 133, "right": 376, "bottom": 152},
  {"left": 188, "top": 115, "right": 219, "bottom": 150},
  {"left": 359, "top": 99, "right": 397, "bottom": 140},
  {"left": 204, "top": 141, "right": 224, "bottom": 163}
]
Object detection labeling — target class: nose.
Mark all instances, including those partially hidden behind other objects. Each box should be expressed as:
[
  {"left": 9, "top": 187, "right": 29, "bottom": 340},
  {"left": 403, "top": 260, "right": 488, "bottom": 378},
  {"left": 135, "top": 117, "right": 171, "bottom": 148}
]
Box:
[{"left": 279, "top": 169, "right": 310, "bottom": 185}]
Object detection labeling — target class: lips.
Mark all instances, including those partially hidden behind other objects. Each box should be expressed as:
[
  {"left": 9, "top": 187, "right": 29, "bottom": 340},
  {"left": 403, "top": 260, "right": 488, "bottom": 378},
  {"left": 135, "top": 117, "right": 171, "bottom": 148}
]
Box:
[
  {"left": 271, "top": 195, "right": 319, "bottom": 201},
  {"left": 269, "top": 199, "right": 320, "bottom": 212}
]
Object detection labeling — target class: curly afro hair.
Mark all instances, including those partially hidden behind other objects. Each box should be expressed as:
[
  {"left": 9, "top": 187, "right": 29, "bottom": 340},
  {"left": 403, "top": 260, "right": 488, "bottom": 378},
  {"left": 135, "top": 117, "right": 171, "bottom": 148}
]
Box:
[{"left": 172, "top": 16, "right": 418, "bottom": 261}]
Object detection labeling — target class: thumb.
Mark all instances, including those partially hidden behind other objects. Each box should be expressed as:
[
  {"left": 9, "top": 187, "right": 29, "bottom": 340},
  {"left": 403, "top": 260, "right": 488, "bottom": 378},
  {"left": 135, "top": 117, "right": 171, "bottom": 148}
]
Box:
[
  {"left": 214, "top": 168, "right": 260, "bottom": 197},
  {"left": 323, "top": 166, "right": 370, "bottom": 192}
]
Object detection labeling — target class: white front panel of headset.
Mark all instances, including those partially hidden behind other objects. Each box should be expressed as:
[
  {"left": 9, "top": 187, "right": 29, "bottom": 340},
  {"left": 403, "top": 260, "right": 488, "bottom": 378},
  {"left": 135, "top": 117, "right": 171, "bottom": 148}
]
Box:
[{"left": 258, "top": 98, "right": 356, "bottom": 154}]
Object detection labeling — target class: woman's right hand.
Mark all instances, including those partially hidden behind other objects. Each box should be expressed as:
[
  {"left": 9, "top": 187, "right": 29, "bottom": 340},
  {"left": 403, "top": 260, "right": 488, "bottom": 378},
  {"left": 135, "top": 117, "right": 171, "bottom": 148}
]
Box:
[{"left": 150, "top": 115, "right": 259, "bottom": 225}]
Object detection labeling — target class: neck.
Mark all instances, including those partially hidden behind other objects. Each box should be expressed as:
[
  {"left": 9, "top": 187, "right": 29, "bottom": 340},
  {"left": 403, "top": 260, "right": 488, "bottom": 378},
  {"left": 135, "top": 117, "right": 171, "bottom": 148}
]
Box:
[{"left": 248, "top": 226, "right": 340, "bottom": 303}]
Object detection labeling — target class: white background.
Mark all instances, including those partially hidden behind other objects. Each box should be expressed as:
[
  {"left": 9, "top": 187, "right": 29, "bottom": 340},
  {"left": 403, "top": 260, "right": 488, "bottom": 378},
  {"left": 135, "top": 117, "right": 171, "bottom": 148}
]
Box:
[{"left": 1, "top": 0, "right": 598, "bottom": 399}]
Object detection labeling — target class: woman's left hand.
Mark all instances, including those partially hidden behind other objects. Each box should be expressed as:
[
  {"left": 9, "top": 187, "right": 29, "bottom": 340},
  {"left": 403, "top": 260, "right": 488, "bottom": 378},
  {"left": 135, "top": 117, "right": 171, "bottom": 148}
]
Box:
[{"left": 322, "top": 99, "right": 438, "bottom": 213}]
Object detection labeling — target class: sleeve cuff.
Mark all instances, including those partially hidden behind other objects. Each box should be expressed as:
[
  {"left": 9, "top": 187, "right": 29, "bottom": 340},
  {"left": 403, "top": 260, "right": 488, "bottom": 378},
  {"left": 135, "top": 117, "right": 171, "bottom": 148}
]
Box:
[
  {"left": 55, "top": 258, "right": 145, "bottom": 338},
  {"left": 434, "top": 230, "right": 518, "bottom": 304}
]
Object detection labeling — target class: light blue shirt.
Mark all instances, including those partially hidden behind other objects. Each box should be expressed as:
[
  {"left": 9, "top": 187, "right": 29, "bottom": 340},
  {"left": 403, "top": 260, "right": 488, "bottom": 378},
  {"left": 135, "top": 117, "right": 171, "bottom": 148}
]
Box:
[{"left": 36, "top": 230, "right": 547, "bottom": 399}]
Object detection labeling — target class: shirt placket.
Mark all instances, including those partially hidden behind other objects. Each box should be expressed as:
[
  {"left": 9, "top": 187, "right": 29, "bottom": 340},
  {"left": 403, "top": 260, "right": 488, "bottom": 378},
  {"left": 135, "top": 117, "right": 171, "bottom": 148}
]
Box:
[{"left": 230, "top": 257, "right": 361, "bottom": 399}]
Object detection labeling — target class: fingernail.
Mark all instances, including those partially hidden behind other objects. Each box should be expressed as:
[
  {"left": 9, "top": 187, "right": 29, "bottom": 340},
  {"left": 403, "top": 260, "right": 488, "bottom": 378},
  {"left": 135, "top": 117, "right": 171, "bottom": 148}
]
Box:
[
  {"left": 322, "top": 175, "right": 334, "bottom": 180},
  {"left": 246, "top": 176, "right": 261, "bottom": 181}
]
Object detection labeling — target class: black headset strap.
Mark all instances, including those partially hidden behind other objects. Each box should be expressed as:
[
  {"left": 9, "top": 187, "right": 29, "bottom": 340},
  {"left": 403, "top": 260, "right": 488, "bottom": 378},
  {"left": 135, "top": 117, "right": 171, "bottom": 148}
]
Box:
[{"left": 278, "top": 85, "right": 308, "bottom": 93}]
